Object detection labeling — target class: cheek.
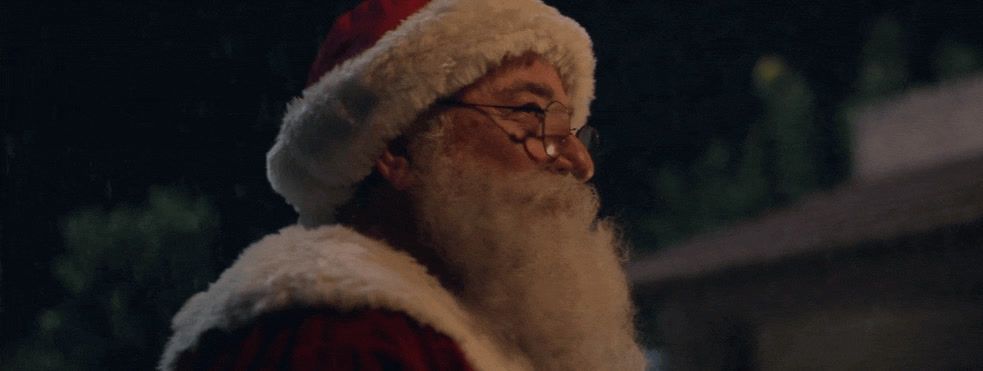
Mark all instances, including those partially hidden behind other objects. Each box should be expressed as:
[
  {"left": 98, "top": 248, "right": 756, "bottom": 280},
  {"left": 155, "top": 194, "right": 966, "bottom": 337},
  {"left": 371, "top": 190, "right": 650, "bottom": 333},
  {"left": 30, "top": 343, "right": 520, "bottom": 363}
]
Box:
[{"left": 444, "top": 113, "right": 537, "bottom": 172}]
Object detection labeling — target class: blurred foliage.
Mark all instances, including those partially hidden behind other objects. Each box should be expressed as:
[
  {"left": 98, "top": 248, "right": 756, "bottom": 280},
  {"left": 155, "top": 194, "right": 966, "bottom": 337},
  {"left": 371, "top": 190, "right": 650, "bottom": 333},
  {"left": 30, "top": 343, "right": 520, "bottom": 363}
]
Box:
[
  {"left": 3, "top": 188, "right": 218, "bottom": 370},
  {"left": 637, "top": 15, "right": 983, "bottom": 249},
  {"left": 855, "top": 17, "right": 910, "bottom": 101},
  {"left": 933, "top": 39, "right": 982, "bottom": 81},
  {"left": 642, "top": 55, "right": 819, "bottom": 246}
]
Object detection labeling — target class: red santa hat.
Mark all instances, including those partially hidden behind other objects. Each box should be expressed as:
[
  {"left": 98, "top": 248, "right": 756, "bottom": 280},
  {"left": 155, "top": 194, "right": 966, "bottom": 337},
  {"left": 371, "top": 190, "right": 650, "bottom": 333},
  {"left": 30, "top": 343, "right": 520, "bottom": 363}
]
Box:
[{"left": 267, "top": 0, "right": 596, "bottom": 226}]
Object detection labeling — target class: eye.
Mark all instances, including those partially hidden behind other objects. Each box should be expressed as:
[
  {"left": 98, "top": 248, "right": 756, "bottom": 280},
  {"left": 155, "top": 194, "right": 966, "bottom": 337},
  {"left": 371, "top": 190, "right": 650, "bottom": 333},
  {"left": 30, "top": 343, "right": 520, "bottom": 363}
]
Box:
[
  {"left": 503, "top": 103, "right": 545, "bottom": 122},
  {"left": 513, "top": 103, "right": 545, "bottom": 114}
]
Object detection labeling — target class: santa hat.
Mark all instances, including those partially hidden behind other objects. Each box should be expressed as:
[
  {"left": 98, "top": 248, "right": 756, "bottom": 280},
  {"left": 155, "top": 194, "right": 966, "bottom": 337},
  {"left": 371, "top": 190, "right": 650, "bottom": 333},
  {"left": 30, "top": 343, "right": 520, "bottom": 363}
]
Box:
[{"left": 267, "top": 0, "right": 596, "bottom": 226}]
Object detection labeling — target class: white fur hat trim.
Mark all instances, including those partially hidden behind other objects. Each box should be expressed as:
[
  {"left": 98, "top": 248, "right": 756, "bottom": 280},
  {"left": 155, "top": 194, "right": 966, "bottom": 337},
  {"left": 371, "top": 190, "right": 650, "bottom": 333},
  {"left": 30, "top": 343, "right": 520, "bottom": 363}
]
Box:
[{"left": 266, "top": 0, "right": 595, "bottom": 226}]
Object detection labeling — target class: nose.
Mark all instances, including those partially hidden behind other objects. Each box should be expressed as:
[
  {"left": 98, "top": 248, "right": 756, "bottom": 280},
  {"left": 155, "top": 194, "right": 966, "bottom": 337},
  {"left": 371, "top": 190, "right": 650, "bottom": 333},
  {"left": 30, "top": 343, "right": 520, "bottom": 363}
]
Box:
[{"left": 547, "top": 136, "right": 595, "bottom": 181}]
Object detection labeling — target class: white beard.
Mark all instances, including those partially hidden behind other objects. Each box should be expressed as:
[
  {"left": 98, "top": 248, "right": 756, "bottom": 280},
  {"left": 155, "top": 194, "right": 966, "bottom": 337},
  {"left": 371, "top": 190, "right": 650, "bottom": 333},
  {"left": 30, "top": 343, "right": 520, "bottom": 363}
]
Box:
[{"left": 408, "top": 142, "right": 647, "bottom": 370}]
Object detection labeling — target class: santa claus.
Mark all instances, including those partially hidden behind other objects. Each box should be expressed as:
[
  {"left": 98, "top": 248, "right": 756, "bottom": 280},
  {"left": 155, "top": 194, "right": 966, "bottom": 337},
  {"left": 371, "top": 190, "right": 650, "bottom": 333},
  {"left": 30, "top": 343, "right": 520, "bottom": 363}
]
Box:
[{"left": 160, "top": 0, "right": 646, "bottom": 369}]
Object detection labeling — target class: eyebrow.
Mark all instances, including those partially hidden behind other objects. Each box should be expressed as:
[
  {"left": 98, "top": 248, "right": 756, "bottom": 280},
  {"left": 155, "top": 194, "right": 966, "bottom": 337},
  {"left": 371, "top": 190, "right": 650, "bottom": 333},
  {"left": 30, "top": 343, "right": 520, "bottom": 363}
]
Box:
[{"left": 495, "top": 81, "right": 555, "bottom": 101}]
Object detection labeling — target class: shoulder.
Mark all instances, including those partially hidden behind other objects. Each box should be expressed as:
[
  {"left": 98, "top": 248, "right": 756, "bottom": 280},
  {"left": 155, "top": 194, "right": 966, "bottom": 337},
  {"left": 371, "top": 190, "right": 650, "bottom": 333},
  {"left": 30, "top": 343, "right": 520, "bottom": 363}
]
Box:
[
  {"left": 183, "top": 224, "right": 457, "bottom": 322},
  {"left": 175, "top": 307, "right": 473, "bottom": 371},
  {"left": 161, "top": 224, "right": 476, "bottom": 370}
]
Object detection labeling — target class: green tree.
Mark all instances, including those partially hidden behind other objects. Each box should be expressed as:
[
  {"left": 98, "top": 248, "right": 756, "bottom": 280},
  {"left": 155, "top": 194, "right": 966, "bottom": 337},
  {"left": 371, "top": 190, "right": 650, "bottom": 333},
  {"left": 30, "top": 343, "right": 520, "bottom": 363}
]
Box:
[
  {"left": 933, "top": 39, "right": 982, "bottom": 81},
  {"left": 752, "top": 55, "right": 820, "bottom": 202},
  {"left": 5, "top": 188, "right": 219, "bottom": 370},
  {"left": 855, "top": 17, "right": 909, "bottom": 102},
  {"left": 643, "top": 55, "right": 819, "bottom": 247},
  {"left": 640, "top": 14, "right": 983, "bottom": 251}
]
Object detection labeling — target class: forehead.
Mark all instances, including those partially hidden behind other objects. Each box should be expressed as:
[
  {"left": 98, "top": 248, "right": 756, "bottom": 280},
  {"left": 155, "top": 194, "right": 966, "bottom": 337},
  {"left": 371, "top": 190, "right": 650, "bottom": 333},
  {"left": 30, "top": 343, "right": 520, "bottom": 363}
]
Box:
[{"left": 457, "top": 55, "right": 570, "bottom": 104}]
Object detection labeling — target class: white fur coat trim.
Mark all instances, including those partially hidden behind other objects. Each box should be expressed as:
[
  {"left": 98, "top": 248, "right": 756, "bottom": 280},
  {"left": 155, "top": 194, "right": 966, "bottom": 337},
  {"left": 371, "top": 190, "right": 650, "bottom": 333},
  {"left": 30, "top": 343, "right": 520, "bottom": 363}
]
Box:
[
  {"left": 267, "top": 0, "right": 595, "bottom": 226},
  {"left": 159, "top": 225, "right": 532, "bottom": 371}
]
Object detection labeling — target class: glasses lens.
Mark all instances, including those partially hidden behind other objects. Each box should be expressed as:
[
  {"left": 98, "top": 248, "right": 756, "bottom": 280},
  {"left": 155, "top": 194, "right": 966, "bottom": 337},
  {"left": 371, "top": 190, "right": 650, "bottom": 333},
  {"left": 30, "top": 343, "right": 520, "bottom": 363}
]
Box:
[
  {"left": 577, "top": 125, "right": 599, "bottom": 153},
  {"left": 543, "top": 102, "right": 573, "bottom": 137}
]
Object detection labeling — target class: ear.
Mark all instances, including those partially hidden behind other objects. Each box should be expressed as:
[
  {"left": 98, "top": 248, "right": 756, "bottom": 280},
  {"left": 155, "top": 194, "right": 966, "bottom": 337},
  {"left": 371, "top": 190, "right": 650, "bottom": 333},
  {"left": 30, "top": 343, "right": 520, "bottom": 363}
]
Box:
[{"left": 375, "top": 148, "right": 414, "bottom": 191}]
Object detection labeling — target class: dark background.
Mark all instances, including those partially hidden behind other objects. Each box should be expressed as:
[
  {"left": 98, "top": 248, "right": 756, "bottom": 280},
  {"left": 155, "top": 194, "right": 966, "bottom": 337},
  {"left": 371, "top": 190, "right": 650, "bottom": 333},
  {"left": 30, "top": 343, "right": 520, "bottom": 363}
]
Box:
[{"left": 4, "top": 0, "right": 983, "bottom": 368}]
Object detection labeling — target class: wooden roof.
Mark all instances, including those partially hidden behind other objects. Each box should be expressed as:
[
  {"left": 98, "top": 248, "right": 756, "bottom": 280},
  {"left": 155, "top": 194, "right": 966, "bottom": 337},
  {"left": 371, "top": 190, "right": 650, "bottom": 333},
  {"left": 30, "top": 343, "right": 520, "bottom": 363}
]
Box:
[
  {"left": 628, "top": 155, "right": 983, "bottom": 287},
  {"left": 853, "top": 73, "right": 983, "bottom": 182}
]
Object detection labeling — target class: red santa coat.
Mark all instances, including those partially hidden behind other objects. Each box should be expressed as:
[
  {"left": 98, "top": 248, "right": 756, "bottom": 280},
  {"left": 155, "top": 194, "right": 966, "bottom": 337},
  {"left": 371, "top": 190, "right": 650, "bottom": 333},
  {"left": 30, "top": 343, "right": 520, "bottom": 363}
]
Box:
[
  {"left": 172, "top": 307, "right": 473, "bottom": 370},
  {"left": 159, "top": 225, "right": 533, "bottom": 371}
]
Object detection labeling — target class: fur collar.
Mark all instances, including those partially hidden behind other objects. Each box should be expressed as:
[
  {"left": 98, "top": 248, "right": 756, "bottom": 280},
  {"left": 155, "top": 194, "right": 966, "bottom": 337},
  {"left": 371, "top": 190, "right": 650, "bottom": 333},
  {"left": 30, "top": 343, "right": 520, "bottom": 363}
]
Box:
[{"left": 159, "top": 225, "right": 531, "bottom": 371}]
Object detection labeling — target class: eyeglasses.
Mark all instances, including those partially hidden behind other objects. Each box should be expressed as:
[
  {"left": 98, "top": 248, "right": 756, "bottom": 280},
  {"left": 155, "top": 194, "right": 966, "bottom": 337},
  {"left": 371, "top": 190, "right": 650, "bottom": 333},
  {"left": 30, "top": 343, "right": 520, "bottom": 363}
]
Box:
[{"left": 438, "top": 100, "right": 600, "bottom": 161}]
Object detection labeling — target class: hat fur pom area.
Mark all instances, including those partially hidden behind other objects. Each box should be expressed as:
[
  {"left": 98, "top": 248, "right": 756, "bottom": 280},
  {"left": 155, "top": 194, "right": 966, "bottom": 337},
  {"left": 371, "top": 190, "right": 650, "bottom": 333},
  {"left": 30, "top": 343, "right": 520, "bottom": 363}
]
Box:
[{"left": 267, "top": 0, "right": 595, "bottom": 226}]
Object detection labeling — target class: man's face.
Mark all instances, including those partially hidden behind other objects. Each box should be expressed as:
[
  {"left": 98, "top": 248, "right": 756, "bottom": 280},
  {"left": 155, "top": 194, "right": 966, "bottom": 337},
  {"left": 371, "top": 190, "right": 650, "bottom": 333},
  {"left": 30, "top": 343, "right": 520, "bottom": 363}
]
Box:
[
  {"left": 440, "top": 56, "right": 595, "bottom": 181},
  {"left": 408, "top": 89, "right": 645, "bottom": 369},
  {"left": 399, "top": 56, "right": 643, "bottom": 370}
]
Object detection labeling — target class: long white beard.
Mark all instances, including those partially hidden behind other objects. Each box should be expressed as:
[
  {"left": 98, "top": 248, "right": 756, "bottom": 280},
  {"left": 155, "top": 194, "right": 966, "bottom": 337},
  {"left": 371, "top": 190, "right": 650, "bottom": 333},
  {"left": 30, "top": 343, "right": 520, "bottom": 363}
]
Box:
[{"left": 409, "top": 146, "right": 647, "bottom": 370}]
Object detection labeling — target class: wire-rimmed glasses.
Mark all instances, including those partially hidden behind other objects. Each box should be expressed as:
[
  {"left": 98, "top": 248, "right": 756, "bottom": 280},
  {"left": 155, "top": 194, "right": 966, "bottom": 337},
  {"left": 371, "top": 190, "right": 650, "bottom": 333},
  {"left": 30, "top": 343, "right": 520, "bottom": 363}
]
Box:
[{"left": 438, "top": 100, "right": 599, "bottom": 161}]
